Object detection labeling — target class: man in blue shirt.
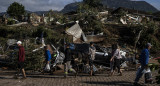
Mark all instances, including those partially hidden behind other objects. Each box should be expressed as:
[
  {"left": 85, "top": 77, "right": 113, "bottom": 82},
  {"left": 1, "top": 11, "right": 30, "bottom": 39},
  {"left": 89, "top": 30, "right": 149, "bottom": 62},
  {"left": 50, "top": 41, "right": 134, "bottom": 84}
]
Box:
[
  {"left": 44, "top": 45, "right": 52, "bottom": 71},
  {"left": 45, "top": 46, "right": 52, "bottom": 63},
  {"left": 134, "top": 43, "right": 152, "bottom": 85}
]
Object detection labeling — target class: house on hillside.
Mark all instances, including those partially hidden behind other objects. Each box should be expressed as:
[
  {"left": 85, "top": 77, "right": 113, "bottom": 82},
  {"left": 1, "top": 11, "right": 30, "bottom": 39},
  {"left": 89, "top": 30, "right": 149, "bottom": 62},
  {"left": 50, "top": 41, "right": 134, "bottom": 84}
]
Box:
[
  {"left": 0, "top": 14, "right": 8, "bottom": 25},
  {"left": 41, "top": 10, "right": 60, "bottom": 25},
  {"left": 97, "top": 11, "right": 109, "bottom": 23},
  {"left": 42, "top": 14, "right": 54, "bottom": 24},
  {"left": 112, "top": 7, "right": 153, "bottom": 24},
  {"left": 29, "top": 13, "right": 42, "bottom": 26},
  {"left": 98, "top": 11, "right": 109, "bottom": 17}
]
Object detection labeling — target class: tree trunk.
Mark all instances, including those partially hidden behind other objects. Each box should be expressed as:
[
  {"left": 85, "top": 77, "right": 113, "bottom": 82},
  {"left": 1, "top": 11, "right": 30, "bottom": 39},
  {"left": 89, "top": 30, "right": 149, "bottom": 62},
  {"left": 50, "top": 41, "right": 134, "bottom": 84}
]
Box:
[{"left": 134, "top": 29, "right": 143, "bottom": 53}]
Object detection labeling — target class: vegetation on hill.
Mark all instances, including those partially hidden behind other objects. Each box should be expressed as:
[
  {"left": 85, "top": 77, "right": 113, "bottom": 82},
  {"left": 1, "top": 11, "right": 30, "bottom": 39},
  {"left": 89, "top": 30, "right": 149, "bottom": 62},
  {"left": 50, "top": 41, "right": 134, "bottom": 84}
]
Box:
[{"left": 61, "top": 0, "right": 158, "bottom": 13}]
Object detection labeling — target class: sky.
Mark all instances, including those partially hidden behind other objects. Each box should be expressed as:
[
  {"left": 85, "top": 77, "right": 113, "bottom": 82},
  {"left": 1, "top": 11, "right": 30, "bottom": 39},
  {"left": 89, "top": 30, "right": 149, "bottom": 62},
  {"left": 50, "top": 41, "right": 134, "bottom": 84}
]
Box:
[{"left": 0, "top": 0, "right": 159, "bottom": 13}]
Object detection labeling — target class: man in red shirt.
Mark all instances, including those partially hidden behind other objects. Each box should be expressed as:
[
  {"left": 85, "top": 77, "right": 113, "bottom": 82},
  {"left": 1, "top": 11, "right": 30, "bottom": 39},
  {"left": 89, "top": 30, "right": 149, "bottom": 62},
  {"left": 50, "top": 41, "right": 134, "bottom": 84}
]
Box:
[{"left": 15, "top": 41, "right": 26, "bottom": 79}]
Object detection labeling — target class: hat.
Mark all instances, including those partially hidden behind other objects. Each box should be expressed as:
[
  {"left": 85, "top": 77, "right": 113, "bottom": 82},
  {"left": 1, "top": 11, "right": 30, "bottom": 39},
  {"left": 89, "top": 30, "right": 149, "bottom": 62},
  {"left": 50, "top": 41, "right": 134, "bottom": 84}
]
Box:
[
  {"left": 17, "top": 41, "right": 22, "bottom": 45},
  {"left": 146, "top": 43, "right": 152, "bottom": 47}
]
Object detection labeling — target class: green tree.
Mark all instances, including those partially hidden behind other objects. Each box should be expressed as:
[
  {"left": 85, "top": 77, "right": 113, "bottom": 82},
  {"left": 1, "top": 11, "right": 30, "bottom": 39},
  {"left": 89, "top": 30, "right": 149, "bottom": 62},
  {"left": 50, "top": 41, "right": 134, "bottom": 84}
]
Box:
[
  {"left": 75, "top": 0, "right": 105, "bottom": 33},
  {"left": 7, "top": 2, "right": 25, "bottom": 20},
  {"left": 156, "top": 59, "right": 160, "bottom": 84},
  {"left": 83, "top": 0, "right": 102, "bottom": 8},
  {"left": 131, "top": 22, "right": 160, "bottom": 49}
]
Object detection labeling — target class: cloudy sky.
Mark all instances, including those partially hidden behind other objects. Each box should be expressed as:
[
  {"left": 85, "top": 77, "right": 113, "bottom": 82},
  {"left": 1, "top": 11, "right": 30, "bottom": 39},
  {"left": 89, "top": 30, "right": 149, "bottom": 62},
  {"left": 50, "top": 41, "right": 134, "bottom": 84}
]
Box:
[{"left": 0, "top": 0, "right": 159, "bottom": 13}]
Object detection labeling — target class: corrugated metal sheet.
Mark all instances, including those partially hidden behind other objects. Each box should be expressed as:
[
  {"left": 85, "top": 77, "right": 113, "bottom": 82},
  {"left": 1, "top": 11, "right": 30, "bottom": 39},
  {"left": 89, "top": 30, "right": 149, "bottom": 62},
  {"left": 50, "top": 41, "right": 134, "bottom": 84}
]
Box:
[{"left": 66, "top": 23, "right": 82, "bottom": 42}]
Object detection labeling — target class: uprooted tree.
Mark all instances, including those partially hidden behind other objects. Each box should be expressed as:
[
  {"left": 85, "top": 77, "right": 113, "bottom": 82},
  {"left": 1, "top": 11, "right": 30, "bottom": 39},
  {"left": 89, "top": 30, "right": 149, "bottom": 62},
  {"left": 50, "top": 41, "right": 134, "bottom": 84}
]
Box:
[
  {"left": 76, "top": 0, "right": 105, "bottom": 34},
  {"left": 130, "top": 22, "right": 160, "bottom": 51}
]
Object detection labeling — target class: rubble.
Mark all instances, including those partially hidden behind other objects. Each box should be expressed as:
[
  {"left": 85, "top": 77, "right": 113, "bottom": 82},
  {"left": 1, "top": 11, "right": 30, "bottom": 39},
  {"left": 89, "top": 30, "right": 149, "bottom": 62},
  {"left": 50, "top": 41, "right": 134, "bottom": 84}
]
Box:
[
  {"left": 7, "top": 39, "right": 17, "bottom": 46},
  {"left": 0, "top": 2, "right": 159, "bottom": 78},
  {"left": 50, "top": 44, "right": 65, "bottom": 67},
  {"left": 95, "top": 52, "right": 108, "bottom": 57}
]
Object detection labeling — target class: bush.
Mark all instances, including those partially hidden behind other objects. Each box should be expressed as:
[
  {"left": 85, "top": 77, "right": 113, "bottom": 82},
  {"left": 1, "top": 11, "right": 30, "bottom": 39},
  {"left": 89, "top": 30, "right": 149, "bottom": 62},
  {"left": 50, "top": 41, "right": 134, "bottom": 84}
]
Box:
[
  {"left": 32, "top": 26, "right": 64, "bottom": 45},
  {"left": 156, "top": 59, "right": 160, "bottom": 84},
  {"left": 0, "top": 26, "right": 33, "bottom": 39},
  {"left": 25, "top": 47, "right": 45, "bottom": 70},
  {"left": 130, "top": 23, "right": 160, "bottom": 50},
  {"left": 7, "top": 19, "right": 16, "bottom": 25}
]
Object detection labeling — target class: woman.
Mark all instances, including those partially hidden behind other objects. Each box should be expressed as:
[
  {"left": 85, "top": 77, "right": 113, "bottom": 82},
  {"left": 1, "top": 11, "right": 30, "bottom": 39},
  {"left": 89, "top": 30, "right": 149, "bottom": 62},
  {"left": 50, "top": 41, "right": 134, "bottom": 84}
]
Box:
[
  {"left": 89, "top": 42, "right": 96, "bottom": 76},
  {"left": 110, "top": 44, "right": 122, "bottom": 76}
]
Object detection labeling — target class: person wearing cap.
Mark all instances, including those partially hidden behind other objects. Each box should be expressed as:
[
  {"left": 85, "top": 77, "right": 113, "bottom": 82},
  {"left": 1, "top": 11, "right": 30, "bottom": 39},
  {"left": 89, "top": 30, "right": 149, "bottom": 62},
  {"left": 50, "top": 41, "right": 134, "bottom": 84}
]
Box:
[
  {"left": 134, "top": 43, "right": 152, "bottom": 85},
  {"left": 89, "top": 42, "right": 96, "bottom": 76},
  {"left": 15, "top": 41, "right": 26, "bottom": 79}
]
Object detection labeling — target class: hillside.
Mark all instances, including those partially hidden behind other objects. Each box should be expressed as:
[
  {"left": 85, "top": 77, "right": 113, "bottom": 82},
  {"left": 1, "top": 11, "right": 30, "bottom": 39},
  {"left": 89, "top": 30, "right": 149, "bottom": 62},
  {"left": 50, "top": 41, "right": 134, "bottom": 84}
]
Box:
[
  {"left": 101, "top": 0, "right": 158, "bottom": 12},
  {"left": 61, "top": 2, "right": 80, "bottom": 13},
  {"left": 61, "top": 0, "right": 158, "bottom": 13}
]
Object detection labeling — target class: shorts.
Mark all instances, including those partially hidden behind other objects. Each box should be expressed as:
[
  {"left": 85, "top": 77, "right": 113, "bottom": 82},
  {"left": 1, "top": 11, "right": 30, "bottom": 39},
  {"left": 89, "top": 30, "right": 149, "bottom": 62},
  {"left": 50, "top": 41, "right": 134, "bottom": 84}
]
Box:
[
  {"left": 18, "top": 62, "right": 24, "bottom": 69},
  {"left": 113, "top": 59, "right": 121, "bottom": 72}
]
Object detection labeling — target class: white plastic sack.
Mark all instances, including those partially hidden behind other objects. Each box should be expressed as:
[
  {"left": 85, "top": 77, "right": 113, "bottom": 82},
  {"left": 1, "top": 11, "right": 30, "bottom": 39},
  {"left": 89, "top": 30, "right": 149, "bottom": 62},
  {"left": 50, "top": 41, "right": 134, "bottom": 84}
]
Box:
[
  {"left": 121, "top": 62, "right": 128, "bottom": 67},
  {"left": 45, "top": 63, "right": 50, "bottom": 71},
  {"left": 120, "top": 51, "right": 126, "bottom": 57},
  {"left": 93, "top": 65, "right": 98, "bottom": 72},
  {"left": 136, "top": 66, "right": 145, "bottom": 75},
  {"left": 83, "top": 64, "right": 98, "bottom": 73},
  {"left": 144, "top": 68, "right": 151, "bottom": 73}
]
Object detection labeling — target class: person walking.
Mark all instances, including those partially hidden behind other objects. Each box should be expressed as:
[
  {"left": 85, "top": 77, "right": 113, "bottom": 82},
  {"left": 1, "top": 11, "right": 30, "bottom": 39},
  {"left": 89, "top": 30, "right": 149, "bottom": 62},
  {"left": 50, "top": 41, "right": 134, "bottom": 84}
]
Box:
[
  {"left": 110, "top": 44, "right": 122, "bottom": 76},
  {"left": 44, "top": 45, "right": 52, "bottom": 71},
  {"left": 133, "top": 43, "right": 152, "bottom": 85},
  {"left": 64, "top": 44, "right": 76, "bottom": 78},
  {"left": 89, "top": 42, "right": 96, "bottom": 76},
  {"left": 110, "top": 44, "right": 116, "bottom": 74},
  {"left": 15, "top": 41, "right": 26, "bottom": 79}
]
